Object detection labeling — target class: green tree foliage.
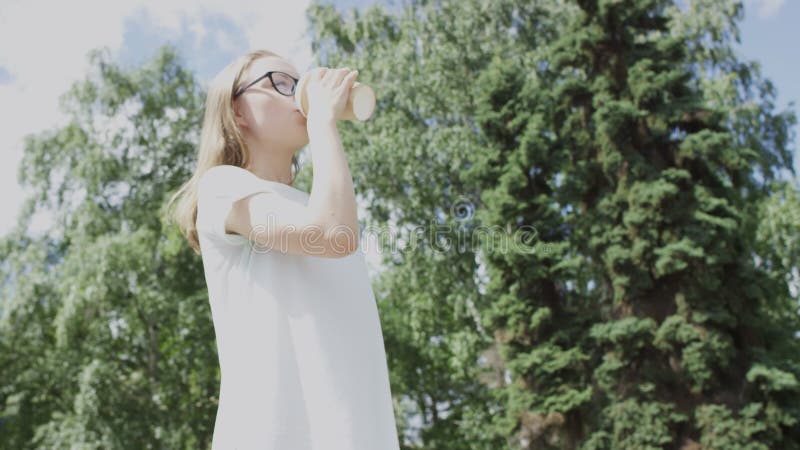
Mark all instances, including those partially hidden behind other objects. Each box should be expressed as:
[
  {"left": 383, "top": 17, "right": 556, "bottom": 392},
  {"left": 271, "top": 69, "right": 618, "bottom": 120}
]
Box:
[
  {"left": 1, "top": 0, "right": 797, "bottom": 448},
  {"left": 306, "top": 0, "right": 799, "bottom": 448},
  {"left": 0, "top": 45, "right": 217, "bottom": 448}
]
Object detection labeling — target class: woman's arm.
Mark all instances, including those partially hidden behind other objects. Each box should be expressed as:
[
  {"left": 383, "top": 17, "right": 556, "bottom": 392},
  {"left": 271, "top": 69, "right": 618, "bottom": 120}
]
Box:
[{"left": 225, "top": 119, "right": 360, "bottom": 258}]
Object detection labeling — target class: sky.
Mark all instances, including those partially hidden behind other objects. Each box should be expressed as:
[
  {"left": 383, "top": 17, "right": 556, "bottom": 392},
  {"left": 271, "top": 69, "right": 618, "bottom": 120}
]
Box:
[{"left": 0, "top": 0, "right": 797, "bottom": 244}]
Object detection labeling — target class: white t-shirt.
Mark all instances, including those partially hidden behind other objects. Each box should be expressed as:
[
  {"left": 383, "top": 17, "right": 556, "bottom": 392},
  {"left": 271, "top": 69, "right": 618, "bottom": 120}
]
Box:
[{"left": 196, "top": 165, "right": 400, "bottom": 450}]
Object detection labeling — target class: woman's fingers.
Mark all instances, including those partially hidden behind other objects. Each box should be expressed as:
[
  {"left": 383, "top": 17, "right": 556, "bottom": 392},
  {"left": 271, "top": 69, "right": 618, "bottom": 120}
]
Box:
[
  {"left": 318, "top": 67, "right": 353, "bottom": 87},
  {"left": 320, "top": 67, "right": 332, "bottom": 83},
  {"left": 345, "top": 69, "right": 359, "bottom": 87},
  {"left": 331, "top": 67, "right": 351, "bottom": 88}
]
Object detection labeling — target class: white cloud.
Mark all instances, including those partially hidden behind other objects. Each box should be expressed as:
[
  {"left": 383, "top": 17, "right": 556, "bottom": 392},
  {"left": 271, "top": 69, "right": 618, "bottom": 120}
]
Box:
[
  {"left": 0, "top": 0, "right": 313, "bottom": 238},
  {"left": 747, "top": 0, "right": 787, "bottom": 19},
  {"left": 187, "top": 15, "right": 209, "bottom": 48}
]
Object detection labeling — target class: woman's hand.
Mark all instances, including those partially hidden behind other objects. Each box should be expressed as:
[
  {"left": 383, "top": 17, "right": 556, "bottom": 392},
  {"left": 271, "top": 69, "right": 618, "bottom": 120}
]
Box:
[{"left": 305, "top": 67, "right": 359, "bottom": 123}]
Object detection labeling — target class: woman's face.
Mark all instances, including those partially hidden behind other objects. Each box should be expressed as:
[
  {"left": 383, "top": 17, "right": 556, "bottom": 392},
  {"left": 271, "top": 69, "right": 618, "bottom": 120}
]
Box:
[{"left": 233, "top": 56, "right": 309, "bottom": 151}]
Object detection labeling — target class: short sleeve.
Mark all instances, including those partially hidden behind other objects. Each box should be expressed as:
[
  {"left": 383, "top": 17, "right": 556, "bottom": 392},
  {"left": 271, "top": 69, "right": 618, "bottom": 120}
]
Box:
[{"left": 197, "top": 165, "right": 275, "bottom": 245}]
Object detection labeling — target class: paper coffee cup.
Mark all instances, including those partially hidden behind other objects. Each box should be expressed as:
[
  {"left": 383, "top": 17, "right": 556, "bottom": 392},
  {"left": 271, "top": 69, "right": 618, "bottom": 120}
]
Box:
[{"left": 295, "top": 68, "right": 375, "bottom": 121}]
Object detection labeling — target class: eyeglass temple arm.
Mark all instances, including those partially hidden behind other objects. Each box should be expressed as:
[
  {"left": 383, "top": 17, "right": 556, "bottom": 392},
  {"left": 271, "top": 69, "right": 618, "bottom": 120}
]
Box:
[{"left": 234, "top": 72, "right": 271, "bottom": 98}]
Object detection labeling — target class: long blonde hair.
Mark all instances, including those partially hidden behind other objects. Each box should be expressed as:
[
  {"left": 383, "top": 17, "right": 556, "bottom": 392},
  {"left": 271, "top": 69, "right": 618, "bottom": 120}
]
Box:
[{"left": 162, "top": 49, "right": 301, "bottom": 255}]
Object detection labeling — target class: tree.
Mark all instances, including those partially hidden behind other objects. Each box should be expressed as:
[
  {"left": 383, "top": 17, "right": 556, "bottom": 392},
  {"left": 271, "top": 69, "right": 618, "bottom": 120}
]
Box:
[
  {"left": 0, "top": 45, "right": 218, "bottom": 449},
  {"left": 306, "top": 0, "right": 799, "bottom": 448}
]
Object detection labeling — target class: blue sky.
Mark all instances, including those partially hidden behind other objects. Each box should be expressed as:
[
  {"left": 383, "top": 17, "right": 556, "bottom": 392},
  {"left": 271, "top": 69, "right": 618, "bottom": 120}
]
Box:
[
  {"left": 0, "top": 0, "right": 797, "bottom": 239},
  {"left": 737, "top": 0, "right": 800, "bottom": 182},
  {"left": 116, "top": 8, "right": 250, "bottom": 79},
  {"left": 739, "top": 1, "right": 800, "bottom": 114}
]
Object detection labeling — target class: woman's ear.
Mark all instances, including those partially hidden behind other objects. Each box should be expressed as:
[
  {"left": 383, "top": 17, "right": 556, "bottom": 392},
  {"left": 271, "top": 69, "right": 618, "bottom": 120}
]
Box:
[{"left": 233, "top": 102, "right": 248, "bottom": 129}]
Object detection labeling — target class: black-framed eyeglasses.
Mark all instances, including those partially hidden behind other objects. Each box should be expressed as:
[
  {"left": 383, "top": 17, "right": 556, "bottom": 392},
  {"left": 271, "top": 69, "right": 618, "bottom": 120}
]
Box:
[{"left": 233, "top": 71, "right": 299, "bottom": 99}]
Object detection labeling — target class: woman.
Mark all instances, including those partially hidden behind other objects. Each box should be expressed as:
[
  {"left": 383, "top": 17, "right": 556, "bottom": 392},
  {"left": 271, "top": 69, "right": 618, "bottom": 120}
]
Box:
[{"left": 164, "top": 49, "right": 401, "bottom": 450}]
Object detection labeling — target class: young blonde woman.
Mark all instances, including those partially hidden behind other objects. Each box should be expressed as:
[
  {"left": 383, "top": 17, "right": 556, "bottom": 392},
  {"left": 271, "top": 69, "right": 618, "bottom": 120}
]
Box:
[{"left": 165, "top": 49, "right": 401, "bottom": 450}]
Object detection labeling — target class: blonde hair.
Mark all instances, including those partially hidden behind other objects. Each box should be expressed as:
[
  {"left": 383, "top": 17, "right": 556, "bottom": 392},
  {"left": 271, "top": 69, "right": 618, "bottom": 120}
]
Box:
[{"left": 162, "top": 49, "right": 301, "bottom": 255}]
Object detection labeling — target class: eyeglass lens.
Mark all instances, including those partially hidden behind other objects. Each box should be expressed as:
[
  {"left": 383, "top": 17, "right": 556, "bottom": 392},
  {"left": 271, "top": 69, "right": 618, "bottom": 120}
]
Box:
[{"left": 272, "top": 72, "right": 296, "bottom": 95}]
